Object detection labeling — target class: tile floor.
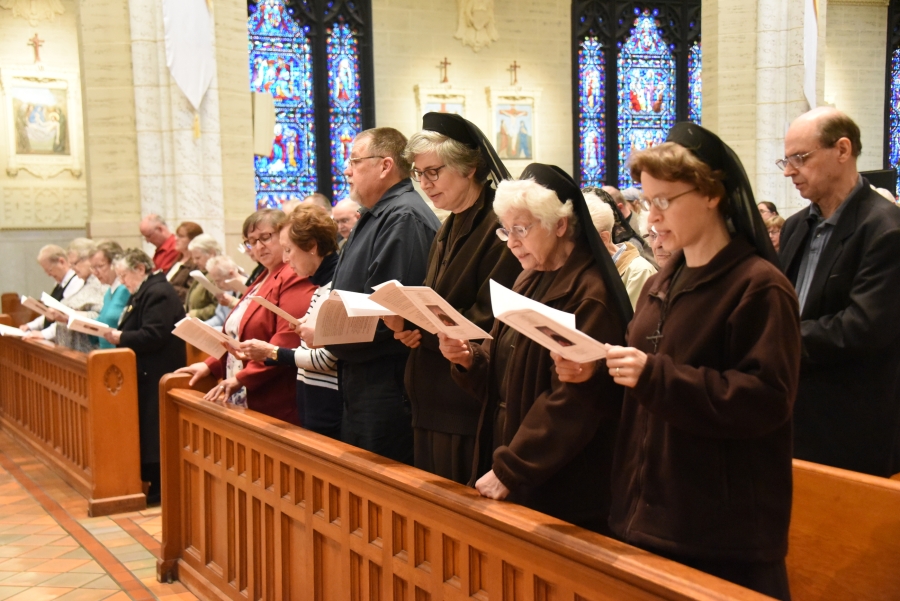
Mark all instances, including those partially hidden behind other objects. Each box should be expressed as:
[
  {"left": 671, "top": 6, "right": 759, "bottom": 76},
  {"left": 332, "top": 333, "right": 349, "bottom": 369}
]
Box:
[{"left": 0, "top": 430, "right": 198, "bottom": 601}]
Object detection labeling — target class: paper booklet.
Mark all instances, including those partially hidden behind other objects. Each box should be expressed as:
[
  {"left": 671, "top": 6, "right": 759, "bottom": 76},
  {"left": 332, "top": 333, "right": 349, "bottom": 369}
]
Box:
[
  {"left": 66, "top": 314, "right": 112, "bottom": 336},
  {"left": 21, "top": 295, "right": 51, "bottom": 318},
  {"left": 250, "top": 295, "right": 301, "bottom": 327},
  {"left": 224, "top": 278, "right": 248, "bottom": 295},
  {"left": 0, "top": 324, "right": 26, "bottom": 337},
  {"left": 40, "top": 292, "right": 78, "bottom": 318},
  {"left": 369, "top": 280, "right": 492, "bottom": 340},
  {"left": 171, "top": 317, "right": 240, "bottom": 359},
  {"left": 489, "top": 280, "right": 608, "bottom": 363},
  {"left": 310, "top": 290, "right": 394, "bottom": 346},
  {"left": 189, "top": 271, "right": 224, "bottom": 297}
]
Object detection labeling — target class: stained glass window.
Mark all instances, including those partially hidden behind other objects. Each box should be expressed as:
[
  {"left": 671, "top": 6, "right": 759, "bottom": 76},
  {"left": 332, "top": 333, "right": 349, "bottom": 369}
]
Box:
[
  {"left": 616, "top": 9, "right": 676, "bottom": 188},
  {"left": 248, "top": 0, "right": 317, "bottom": 210},
  {"left": 578, "top": 36, "right": 606, "bottom": 187},
  {"left": 326, "top": 21, "right": 362, "bottom": 201},
  {"left": 688, "top": 40, "right": 702, "bottom": 124},
  {"left": 890, "top": 48, "right": 900, "bottom": 197}
]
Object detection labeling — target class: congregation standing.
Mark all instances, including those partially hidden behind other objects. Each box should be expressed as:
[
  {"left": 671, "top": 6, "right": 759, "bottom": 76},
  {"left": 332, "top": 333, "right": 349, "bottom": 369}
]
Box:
[{"left": 15, "top": 107, "right": 900, "bottom": 601}]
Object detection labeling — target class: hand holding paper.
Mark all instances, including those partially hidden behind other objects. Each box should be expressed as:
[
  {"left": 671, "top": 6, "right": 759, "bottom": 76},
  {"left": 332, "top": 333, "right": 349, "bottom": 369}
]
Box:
[
  {"left": 0, "top": 324, "right": 26, "bottom": 337},
  {"left": 171, "top": 317, "right": 239, "bottom": 359},
  {"left": 369, "top": 280, "right": 490, "bottom": 340},
  {"left": 190, "top": 271, "right": 224, "bottom": 297}
]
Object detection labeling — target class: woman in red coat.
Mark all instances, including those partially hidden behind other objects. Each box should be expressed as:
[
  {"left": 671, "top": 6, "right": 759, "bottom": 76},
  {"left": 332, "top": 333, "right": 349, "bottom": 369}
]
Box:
[{"left": 178, "top": 209, "right": 315, "bottom": 425}]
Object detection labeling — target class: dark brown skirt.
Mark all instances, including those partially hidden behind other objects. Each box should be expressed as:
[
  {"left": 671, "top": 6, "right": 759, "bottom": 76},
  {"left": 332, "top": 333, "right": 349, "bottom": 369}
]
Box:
[{"left": 413, "top": 428, "right": 475, "bottom": 485}]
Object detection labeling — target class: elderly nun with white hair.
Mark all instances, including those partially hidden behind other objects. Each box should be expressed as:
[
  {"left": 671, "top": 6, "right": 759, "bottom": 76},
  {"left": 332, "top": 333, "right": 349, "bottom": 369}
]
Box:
[
  {"left": 184, "top": 234, "right": 222, "bottom": 320},
  {"left": 438, "top": 163, "right": 632, "bottom": 534}
]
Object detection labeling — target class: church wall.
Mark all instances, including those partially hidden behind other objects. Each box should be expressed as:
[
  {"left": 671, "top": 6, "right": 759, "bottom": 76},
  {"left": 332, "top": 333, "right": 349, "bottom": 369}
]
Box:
[
  {"left": 824, "top": 0, "right": 888, "bottom": 173},
  {"left": 0, "top": 0, "right": 88, "bottom": 297},
  {"left": 371, "top": 0, "right": 573, "bottom": 177}
]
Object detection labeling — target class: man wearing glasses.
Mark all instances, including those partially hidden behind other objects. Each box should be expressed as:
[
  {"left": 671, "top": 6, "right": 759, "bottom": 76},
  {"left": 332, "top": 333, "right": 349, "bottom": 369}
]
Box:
[
  {"left": 318, "top": 127, "right": 440, "bottom": 465},
  {"left": 779, "top": 107, "right": 900, "bottom": 478}
]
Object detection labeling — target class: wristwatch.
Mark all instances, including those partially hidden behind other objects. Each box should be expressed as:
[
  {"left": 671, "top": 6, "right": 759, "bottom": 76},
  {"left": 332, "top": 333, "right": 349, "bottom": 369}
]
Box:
[{"left": 269, "top": 346, "right": 279, "bottom": 361}]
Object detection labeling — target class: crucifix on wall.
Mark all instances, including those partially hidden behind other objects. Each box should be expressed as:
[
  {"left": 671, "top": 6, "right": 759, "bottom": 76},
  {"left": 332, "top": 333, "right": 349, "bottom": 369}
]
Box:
[
  {"left": 438, "top": 57, "right": 451, "bottom": 84},
  {"left": 27, "top": 33, "right": 44, "bottom": 64},
  {"left": 508, "top": 61, "right": 520, "bottom": 86}
]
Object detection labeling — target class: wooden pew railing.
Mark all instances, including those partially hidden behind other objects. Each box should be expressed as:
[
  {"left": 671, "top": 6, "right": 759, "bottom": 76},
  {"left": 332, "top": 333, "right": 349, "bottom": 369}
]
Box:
[
  {"left": 0, "top": 317, "right": 146, "bottom": 516},
  {"left": 2, "top": 293, "right": 39, "bottom": 327},
  {"left": 158, "top": 374, "right": 772, "bottom": 601}
]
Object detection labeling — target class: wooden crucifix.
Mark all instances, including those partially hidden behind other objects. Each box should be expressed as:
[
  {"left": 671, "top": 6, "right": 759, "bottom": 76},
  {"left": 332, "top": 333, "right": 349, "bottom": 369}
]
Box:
[
  {"left": 438, "top": 57, "right": 451, "bottom": 84},
  {"left": 508, "top": 60, "right": 520, "bottom": 86},
  {"left": 28, "top": 33, "right": 44, "bottom": 64}
]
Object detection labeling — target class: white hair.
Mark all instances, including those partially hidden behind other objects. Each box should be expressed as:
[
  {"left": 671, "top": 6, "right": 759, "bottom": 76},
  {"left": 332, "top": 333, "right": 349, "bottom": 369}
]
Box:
[
  {"left": 205, "top": 254, "right": 239, "bottom": 279},
  {"left": 583, "top": 191, "right": 615, "bottom": 235},
  {"left": 493, "top": 179, "right": 575, "bottom": 233},
  {"left": 37, "top": 244, "right": 67, "bottom": 263},
  {"left": 187, "top": 234, "right": 221, "bottom": 255},
  {"left": 67, "top": 238, "right": 97, "bottom": 261}
]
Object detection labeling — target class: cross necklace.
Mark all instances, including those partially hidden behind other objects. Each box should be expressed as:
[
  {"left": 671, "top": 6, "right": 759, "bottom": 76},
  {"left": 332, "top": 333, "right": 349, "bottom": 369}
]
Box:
[{"left": 647, "top": 263, "right": 685, "bottom": 353}]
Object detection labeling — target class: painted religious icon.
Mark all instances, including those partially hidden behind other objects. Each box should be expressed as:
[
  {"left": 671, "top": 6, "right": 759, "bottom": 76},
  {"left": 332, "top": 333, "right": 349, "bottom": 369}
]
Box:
[
  {"left": 425, "top": 101, "right": 465, "bottom": 116},
  {"left": 11, "top": 85, "right": 69, "bottom": 156},
  {"left": 495, "top": 103, "right": 532, "bottom": 160}
]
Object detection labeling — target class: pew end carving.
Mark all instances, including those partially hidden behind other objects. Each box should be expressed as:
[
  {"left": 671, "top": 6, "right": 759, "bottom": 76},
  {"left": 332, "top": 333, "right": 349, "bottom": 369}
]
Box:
[{"left": 0, "top": 336, "right": 146, "bottom": 516}]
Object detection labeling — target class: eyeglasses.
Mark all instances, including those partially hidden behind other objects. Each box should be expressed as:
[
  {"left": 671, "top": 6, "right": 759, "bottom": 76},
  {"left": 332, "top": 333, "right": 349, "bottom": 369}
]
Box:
[
  {"left": 411, "top": 165, "right": 446, "bottom": 182},
  {"left": 638, "top": 187, "right": 697, "bottom": 211},
  {"left": 347, "top": 155, "right": 384, "bottom": 166},
  {"left": 775, "top": 149, "right": 819, "bottom": 171},
  {"left": 495, "top": 223, "right": 534, "bottom": 242},
  {"left": 246, "top": 231, "right": 276, "bottom": 247}
]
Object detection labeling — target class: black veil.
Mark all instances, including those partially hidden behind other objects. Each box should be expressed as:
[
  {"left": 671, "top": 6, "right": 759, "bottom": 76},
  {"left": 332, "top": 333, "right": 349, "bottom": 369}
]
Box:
[{"left": 422, "top": 112, "right": 510, "bottom": 186}]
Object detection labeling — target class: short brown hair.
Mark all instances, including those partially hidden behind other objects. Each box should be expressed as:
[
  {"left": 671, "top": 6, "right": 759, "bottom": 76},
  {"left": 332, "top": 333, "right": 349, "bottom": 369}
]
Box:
[
  {"left": 242, "top": 209, "right": 287, "bottom": 238},
  {"left": 286, "top": 205, "right": 339, "bottom": 256},
  {"left": 358, "top": 128, "right": 412, "bottom": 177},
  {"left": 93, "top": 240, "right": 124, "bottom": 264},
  {"left": 176, "top": 221, "right": 203, "bottom": 239},
  {"left": 765, "top": 215, "right": 785, "bottom": 231},
  {"left": 818, "top": 112, "right": 862, "bottom": 158},
  {"left": 628, "top": 142, "right": 727, "bottom": 202}
]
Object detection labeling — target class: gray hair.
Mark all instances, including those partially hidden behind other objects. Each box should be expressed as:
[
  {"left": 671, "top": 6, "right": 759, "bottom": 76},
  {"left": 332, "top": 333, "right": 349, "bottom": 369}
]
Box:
[
  {"left": 493, "top": 179, "right": 576, "bottom": 234},
  {"left": 37, "top": 244, "right": 67, "bottom": 263},
  {"left": 67, "top": 238, "right": 97, "bottom": 262},
  {"left": 356, "top": 127, "right": 412, "bottom": 177},
  {"left": 584, "top": 191, "right": 615, "bottom": 235},
  {"left": 114, "top": 248, "right": 155, "bottom": 273},
  {"left": 403, "top": 131, "right": 488, "bottom": 183},
  {"left": 205, "top": 255, "right": 239, "bottom": 279},
  {"left": 187, "top": 233, "right": 221, "bottom": 256},
  {"left": 93, "top": 240, "right": 124, "bottom": 264}
]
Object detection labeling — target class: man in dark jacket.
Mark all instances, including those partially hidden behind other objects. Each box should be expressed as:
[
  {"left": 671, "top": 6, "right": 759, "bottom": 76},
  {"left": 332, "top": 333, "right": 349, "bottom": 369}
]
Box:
[
  {"left": 318, "top": 127, "right": 440, "bottom": 464},
  {"left": 779, "top": 108, "right": 900, "bottom": 477}
]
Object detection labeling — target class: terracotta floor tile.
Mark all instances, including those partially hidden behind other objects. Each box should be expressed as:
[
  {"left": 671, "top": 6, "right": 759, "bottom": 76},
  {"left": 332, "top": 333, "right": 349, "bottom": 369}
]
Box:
[
  {"left": 0, "top": 547, "right": 31, "bottom": 559},
  {"left": 66, "top": 561, "right": 106, "bottom": 574},
  {"left": 52, "top": 589, "right": 120, "bottom": 601},
  {"left": 39, "top": 572, "right": 104, "bottom": 588},
  {"left": 12, "top": 535, "right": 66, "bottom": 546},
  {"left": 121, "top": 559, "right": 156, "bottom": 571},
  {"left": 31, "top": 558, "right": 90, "bottom": 572},
  {"left": 0, "top": 587, "right": 28, "bottom": 601},
  {"left": 17, "top": 545, "right": 73, "bottom": 559},
  {"left": 4, "top": 586, "right": 75, "bottom": 601},
  {"left": 101, "top": 593, "right": 132, "bottom": 601},
  {"left": 0, "top": 572, "right": 57, "bottom": 587},
  {"left": 0, "top": 558, "right": 47, "bottom": 572},
  {"left": 100, "top": 537, "right": 136, "bottom": 549},
  {"left": 80, "top": 575, "right": 118, "bottom": 590},
  {"left": 0, "top": 574, "right": 15, "bottom": 584},
  {"left": 59, "top": 548, "right": 91, "bottom": 560}
]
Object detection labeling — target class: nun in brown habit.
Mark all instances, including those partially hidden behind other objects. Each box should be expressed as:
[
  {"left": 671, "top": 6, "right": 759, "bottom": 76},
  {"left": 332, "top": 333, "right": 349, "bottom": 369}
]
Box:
[{"left": 384, "top": 113, "right": 522, "bottom": 484}]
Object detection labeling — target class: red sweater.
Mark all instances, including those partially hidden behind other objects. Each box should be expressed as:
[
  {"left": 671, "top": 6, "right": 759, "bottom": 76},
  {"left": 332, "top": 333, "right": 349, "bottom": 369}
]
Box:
[
  {"left": 152, "top": 235, "right": 180, "bottom": 273},
  {"left": 205, "top": 262, "right": 315, "bottom": 425}
]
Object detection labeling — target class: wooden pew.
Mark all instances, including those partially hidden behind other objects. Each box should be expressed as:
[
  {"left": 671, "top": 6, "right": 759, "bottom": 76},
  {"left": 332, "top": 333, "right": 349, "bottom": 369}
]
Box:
[
  {"left": 787, "top": 460, "right": 900, "bottom": 600},
  {"left": 157, "top": 374, "right": 771, "bottom": 601},
  {"left": 0, "top": 323, "right": 146, "bottom": 516},
  {"left": 1, "top": 293, "right": 38, "bottom": 327}
]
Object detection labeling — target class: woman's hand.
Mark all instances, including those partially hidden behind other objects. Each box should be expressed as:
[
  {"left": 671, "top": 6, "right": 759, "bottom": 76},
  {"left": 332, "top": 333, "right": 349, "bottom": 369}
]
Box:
[
  {"left": 215, "top": 292, "right": 233, "bottom": 307},
  {"left": 438, "top": 332, "right": 472, "bottom": 369},
  {"left": 175, "top": 362, "right": 212, "bottom": 387},
  {"left": 605, "top": 345, "right": 648, "bottom": 388},
  {"left": 45, "top": 308, "right": 67, "bottom": 324},
  {"left": 475, "top": 470, "right": 510, "bottom": 500},
  {"left": 203, "top": 376, "right": 241, "bottom": 403},
  {"left": 299, "top": 316, "right": 320, "bottom": 348},
  {"left": 103, "top": 329, "right": 122, "bottom": 345},
  {"left": 383, "top": 315, "right": 421, "bottom": 349},
  {"left": 550, "top": 352, "right": 596, "bottom": 383},
  {"left": 239, "top": 339, "right": 276, "bottom": 362}
]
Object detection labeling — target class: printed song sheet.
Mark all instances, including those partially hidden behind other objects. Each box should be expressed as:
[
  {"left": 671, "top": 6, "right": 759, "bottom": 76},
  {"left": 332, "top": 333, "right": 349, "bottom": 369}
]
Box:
[
  {"left": 489, "top": 279, "right": 608, "bottom": 362},
  {"left": 311, "top": 290, "right": 382, "bottom": 345},
  {"left": 171, "top": 317, "right": 239, "bottom": 359},
  {"left": 0, "top": 324, "right": 26, "bottom": 337},
  {"left": 67, "top": 315, "right": 112, "bottom": 336},
  {"left": 189, "top": 271, "right": 224, "bottom": 297},
  {"left": 40, "top": 293, "right": 77, "bottom": 318},
  {"left": 224, "top": 278, "right": 248, "bottom": 295},
  {"left": 20, "top": 295, "right": 50, "bottom": 318},
  {"left": 369, "top": 280, "right": 491, "bottom": 340},
  {"left": 250, "top": 296, "right": 300, "bottom": 327}
]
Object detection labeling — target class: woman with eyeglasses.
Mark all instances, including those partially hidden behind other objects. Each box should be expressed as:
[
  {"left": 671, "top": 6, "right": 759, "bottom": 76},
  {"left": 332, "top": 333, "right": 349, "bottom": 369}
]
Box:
[
  {"left": 51, "top": 238, "right": 108, "bottom": 353},
  {"left": 570, "top": 123, "right": 799, "bottom": 599},
  {"left": 381, "top": 113, "right": 522, "bottom": 485},
  {"left": 89, "top": 240, "right": 130, "bottom": 349},
  {"left": 177, "top": 209, "right": 316, "bottom": 425},
  {"left": 438, "top": 164, "right": 632, "bottom": 533}
]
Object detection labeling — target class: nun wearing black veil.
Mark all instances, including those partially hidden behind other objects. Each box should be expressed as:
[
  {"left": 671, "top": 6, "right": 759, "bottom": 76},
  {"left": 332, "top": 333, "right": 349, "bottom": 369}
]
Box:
[
  {"left": 383, "top": 113, "right": 523, "bottom": 485},
  {"left": 438, "top": 163, "right": 632, "bottom": 534},
  {"left": 599, "top": 123, "right": 801, "bottom": 600}
]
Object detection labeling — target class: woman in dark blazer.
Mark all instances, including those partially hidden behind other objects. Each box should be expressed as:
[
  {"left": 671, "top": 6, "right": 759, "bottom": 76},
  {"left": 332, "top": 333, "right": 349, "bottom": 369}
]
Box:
[{"left": 104, "top": 248, "right": 186, "bottom": 504}]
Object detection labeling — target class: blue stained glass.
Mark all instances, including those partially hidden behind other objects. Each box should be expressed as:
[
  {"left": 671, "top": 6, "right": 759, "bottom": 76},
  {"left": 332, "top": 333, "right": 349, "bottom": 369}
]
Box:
[
  {"left": 616, "top": 10, "right": 676, "bottom": 188},
  {"left": 891, "top": 48, "right": 900, "bottom": 197},
  {"left": 248, "top": 0, "right": 317, "bottom": 210},
  {"left": 688, "top": 40, "right": 702, "bottom": 124},
  {"left": 578, "top": 37, "right": 606, "bottom": 187},
  {"left": 327, "top": 22, "right": 362, "bottom": 201}
]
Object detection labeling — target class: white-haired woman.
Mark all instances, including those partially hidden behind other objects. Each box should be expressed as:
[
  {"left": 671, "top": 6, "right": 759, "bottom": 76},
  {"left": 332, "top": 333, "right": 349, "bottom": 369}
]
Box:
[
  {"left": 203, "top": 254, "right": 242, "bottom": 329},
  {"left": 51, "top": 238, "right": 108, "bottom": 353},
  {"left": 103, "top": 249, "right": 186, "bottom": 504},
  {"left": 184, "top": 234, "right": 221, "bottom": 320},
  {"left": 438, "top": 164, "right": 631, "bottom": 534}
]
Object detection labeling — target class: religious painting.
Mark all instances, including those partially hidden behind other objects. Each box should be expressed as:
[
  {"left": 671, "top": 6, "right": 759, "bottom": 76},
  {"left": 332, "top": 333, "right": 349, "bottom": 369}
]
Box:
[
  {"left": 488, "top": 87, "right": 541, "bottom": 170},
  {"left": 1, "top": 69, "right": 82, "bottom": 179},
  {"left": 415, "top": 86, "right": 471, "bottom": 130}
]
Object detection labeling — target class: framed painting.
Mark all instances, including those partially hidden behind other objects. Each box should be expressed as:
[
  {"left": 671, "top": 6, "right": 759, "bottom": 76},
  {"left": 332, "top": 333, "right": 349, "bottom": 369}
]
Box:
[
  {"left": 487, "top": 87, "right": 541, "bottom": 169},
  {"left": 414, "top": 85, "right": 472, "bottom": 128},
  {"left": 1, "top": 68, "right": 83, "bottom": 178}
]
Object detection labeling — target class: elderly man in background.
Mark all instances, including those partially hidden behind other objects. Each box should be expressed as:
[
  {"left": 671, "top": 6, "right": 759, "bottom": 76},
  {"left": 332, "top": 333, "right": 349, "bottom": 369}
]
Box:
[
  {"left": 332, "top": 198, "right": 360, "bottom": 249},
  {"left": 306, "top": 127, "right": 440, "bottom": 464},
  {"left": 779, "top": 107, "right": 900, "bottom": 477},
  {"left": 139, "top": 214, "right": 179, "bottom": 273},
  {"left": 21, "top": 244, "right": 84, "bottom": 340},
  {"left": 303, "top": 192, "right": 333, "bottom": 215}
]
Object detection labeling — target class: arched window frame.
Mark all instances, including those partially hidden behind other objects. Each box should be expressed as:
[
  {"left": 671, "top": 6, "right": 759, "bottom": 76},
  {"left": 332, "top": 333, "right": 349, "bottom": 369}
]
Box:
[
  {"left": 884, "top": 0, "right": 900, "bottom": 196},
  {"left": 572, "top": 0, "right": 701, "bottom": 188}
]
